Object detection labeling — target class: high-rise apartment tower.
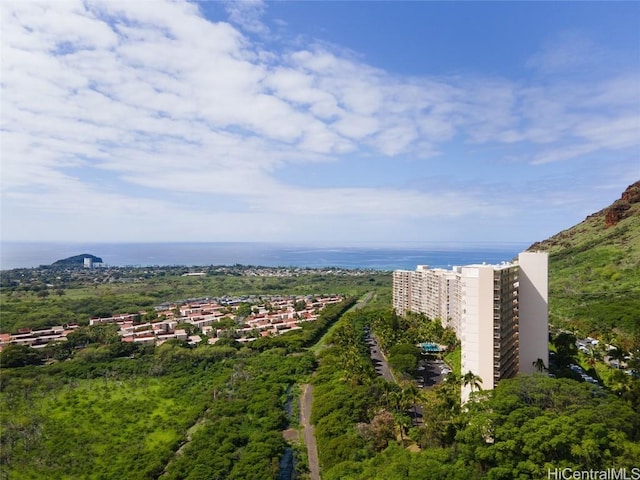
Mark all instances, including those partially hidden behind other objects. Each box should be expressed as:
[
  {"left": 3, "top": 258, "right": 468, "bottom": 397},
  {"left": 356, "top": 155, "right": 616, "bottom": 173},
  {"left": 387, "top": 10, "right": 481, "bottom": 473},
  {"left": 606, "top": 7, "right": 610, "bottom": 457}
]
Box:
[{"left": 392, "top": 252, "right": 548, "bottom": 402}]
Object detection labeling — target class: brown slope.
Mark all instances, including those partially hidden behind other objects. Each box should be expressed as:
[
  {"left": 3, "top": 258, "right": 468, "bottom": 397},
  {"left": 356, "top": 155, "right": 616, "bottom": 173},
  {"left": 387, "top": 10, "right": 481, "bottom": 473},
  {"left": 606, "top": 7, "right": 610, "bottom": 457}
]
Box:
[{"left": 527, "top": 180, "right": 640, "bottom": 346}]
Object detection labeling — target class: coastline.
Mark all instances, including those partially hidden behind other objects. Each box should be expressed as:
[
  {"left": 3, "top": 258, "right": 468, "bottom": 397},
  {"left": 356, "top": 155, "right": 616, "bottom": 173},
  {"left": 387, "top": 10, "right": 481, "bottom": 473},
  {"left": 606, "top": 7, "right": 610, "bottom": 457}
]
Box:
[{"left": 0, "top": 241, "right": 529, "bottom": 271}]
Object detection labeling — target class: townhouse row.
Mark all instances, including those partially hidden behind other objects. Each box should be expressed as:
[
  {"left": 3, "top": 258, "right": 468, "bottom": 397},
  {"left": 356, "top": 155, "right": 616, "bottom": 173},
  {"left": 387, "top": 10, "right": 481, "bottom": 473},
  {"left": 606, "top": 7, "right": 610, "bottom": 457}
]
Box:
[{"left": 0, "top": 295, "right": 343, "bottom": 350}]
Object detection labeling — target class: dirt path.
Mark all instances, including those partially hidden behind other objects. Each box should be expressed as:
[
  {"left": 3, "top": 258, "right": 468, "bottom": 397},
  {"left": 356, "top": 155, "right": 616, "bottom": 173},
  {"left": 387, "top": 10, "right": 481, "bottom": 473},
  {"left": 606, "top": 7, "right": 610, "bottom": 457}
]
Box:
[
  {"left": 353, "top": 291, "right": 373, "bottom": 310},
  {"left": 158, "top": 414, "right": 207, "bottom": 478},
  {"left": 300, "top": 383, "right": 320, "bottom": 480},
  {"left": 299, "top": 292, "right": 373, "bottom": 478}
]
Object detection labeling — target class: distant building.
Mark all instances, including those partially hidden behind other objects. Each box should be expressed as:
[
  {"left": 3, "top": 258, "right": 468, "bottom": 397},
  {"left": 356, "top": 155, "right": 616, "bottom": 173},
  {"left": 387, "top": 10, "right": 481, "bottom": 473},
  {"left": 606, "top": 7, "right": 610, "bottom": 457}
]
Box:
[
  {"left": 393, "top": 265, "right": 462, "bottom": 334},
  {"left": 83, "top": 256, "right": 104, "bottom": 268},
  {"left": 392, "top": 270, "right": 413, "bottom": 316},
  {"left": 393, "top": 252, "right": 548, "bottom": 403}
]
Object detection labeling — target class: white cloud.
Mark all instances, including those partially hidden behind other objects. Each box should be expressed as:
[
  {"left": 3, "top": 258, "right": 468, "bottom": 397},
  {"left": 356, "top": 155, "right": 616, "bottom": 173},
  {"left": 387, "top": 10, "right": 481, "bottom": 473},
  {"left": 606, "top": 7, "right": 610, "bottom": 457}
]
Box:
[
  {"left": 223, "top": 0, "right": 270, "bottom": 36},
  {"left": 525, "top": 31, "right": 602, "bottom": 75},
  {"left": 530, "top": 117, "right": 640, "bottom": 166},
  {"left": 1, "top": 0, "right": 638, "bottom": 243},
  {"left": 257, "top": 186, "right": 501, "bottom": 218},
  {"left": 531, "top": 144, "right": 599, "bottom": 166}
]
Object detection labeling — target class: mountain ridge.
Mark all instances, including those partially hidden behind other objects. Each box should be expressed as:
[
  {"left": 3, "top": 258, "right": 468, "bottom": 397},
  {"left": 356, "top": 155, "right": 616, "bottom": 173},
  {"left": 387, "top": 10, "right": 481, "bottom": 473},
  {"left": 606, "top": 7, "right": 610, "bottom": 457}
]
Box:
[
  {"left": 529, "top": 180, "right": 640, "bottom": 253},
  {"left": 528, "top": 180, "right": 640, "bottom": 347}
]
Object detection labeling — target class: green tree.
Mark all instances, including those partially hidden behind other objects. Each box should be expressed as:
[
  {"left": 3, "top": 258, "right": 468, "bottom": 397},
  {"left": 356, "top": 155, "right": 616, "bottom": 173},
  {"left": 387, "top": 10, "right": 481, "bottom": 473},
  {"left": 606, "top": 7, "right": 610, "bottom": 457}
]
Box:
[
  {"left": 436, "top": 372, "right": 461, "bottom": 416},
  {"left": 532, "top": 357, "right": 547, "bottom": 372},
  {"left": 457, "top": 375, "right": 640, "bottom": 477},
  {"left": 0, "top": 344, "right": 43, "bottom": 368},
  {"left": 462, "top": 370, "right": 483, "bottom": 393},
  {"left": 388, "top": 343, "right": 421, "bottom": 377},
  {"left": 609, "top": 345, "right": 626, "bottom": 369},
  {"left": 37, "top": 289, "right": 50, "bottom": 298},
  {"left": 236, "top": 303, "right": 253, "bottom": 318},
  {"left": 553, "top": 332, "right": 578, "bottom": 368},
  {"left": 401, "top": 382, "right": 422, "bottom": 426}
]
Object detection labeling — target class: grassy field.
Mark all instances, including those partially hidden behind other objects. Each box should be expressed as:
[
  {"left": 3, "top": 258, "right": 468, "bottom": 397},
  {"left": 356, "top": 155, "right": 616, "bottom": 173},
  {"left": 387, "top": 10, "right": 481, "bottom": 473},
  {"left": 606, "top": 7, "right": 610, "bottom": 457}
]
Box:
[
  {"left": 530, "top": 186, "right": 640, "bottom": 347},
  {"left": 443, "top": 346, "right": 461, "bottom": 376},
  {"left": 0, "top": 345, "right": 320, "bottom": 480},
  {"left": 1, "top": 356, "right": 224, "bottom": 479}
]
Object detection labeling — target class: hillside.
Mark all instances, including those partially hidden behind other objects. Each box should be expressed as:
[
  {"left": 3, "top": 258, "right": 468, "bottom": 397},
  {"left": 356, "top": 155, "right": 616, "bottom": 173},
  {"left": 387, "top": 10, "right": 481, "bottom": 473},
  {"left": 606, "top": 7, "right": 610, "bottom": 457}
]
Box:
[
  {"left": 528, "top": 180, "right": 640, "bottom": 347},
  {"left": 51, "top": 254, "right": 103, "bottom": 266}
]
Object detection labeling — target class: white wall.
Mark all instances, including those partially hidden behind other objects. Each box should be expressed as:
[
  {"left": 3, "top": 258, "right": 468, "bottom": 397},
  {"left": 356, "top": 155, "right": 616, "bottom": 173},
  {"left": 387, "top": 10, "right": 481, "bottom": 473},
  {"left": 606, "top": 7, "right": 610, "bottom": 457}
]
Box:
[
  {"left": 460, "top": 266, "right": 495, "bottom": 403},
  {"left": 518, "top": 252, "right": 549, "bottom": 374}
]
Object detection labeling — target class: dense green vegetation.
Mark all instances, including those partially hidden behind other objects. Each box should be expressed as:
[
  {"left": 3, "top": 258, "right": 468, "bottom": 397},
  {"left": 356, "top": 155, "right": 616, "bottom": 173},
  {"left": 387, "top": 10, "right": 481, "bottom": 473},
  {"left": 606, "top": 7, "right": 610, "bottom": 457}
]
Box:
[
  {"left": 371, "top": 310, "right": 458, "bottom": 354},
  {"left": 1, "top": 345, "right": 318, "bottom": 480},
  {"left": 529, "top": 183, "right": 640, "bottom": 348},
  {"left": 312, "top": 309, "right": 393, "bottom": 474},
  {"left": 0, "top": 289, "right": 359, "bottom": 480},
  {"left": 161, "top": 348, "right": 314, "bottom": 480},
  {"left": 1, "top": 347, "right": 232, "bottom": 479},
  {"left": 387, "top": 343, "right": 422, "bottom": 377},
  {"left": 0, "top": 295, "right": 357, "bottom": 480},
  {"left": 311, "top": 308, "right": 640, "bottom": 480}
]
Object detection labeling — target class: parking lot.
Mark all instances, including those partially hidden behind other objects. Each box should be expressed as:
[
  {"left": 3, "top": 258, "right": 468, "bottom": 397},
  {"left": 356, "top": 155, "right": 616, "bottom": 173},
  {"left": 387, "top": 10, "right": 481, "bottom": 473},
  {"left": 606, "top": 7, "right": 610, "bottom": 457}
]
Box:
[
  {"left": 416, "top": 358, "right": 447, "bottom": 389},
  {"left": 365, "top": 325, "right": 450, "bottom": 390}
]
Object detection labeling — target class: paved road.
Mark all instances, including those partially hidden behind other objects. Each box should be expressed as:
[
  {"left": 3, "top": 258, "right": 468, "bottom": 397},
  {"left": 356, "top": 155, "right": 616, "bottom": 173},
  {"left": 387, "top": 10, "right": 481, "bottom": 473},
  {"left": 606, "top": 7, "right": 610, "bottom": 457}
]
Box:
[
  {"left": 367, "top": 334, "right": 395, "bottom": 382},
  {"left": 353, "top": 291, "right": 374, "bottom": 310},
  {"left": 300, "top": 384, "right": 320, "bottom": 480}
]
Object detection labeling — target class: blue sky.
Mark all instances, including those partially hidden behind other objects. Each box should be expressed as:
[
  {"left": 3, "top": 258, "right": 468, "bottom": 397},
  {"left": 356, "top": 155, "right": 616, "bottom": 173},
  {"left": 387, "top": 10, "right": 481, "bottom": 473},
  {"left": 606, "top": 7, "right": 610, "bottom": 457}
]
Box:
[{"left": 1, "top": 0, "right": 638, "bottom": 244}]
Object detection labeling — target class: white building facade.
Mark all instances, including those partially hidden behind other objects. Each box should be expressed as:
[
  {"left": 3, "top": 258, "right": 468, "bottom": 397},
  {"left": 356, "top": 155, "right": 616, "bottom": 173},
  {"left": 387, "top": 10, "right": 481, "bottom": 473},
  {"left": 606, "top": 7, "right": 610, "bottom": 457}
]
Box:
[
  {"left": 392, "top": 252, "right": 548, "bottom": 402},
  {"left": 516, "top": 252, "right": 549, "bottom": 375},
  {"left": 393, "top": 265, "right": 463, "bottom": 335}
]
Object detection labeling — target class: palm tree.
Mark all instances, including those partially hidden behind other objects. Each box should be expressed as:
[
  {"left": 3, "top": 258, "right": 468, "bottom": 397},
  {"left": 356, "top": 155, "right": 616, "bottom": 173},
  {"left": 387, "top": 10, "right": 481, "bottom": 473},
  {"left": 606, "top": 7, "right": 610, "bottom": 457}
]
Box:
[
  {"left": 585, "top": 348, "right": 601, "bottom": 370},
  {"left": 330, "top": 326, "right": 349, "bottom": 347},
  {"left": 341, "top": 345, "right": 369, "bottom": 385},
  {"left": 532, "top": 358, "right": 547, "bottom": 373},
  {"left": 388, "top": 389, "right": 403, "bottom": 413},
  {"left": 553, "top": 332, "right": 578, "bottom": 368},
  {"left": 381, "top": 381, "right": 399, "bottom": 410},
  {"left": 436, "top": 372, "right": 461, "bottom": 414},
  {"left": 609, "top": 345, "right": 626, "bottom": 369},
  {"left": 610, "top": 369, "right": 631, "bottom": 396},
  {"left": 462, "top": 370, "right": 483, "bottom": 393},
  {"left": 401, "top": 383, "right": 422, "bottom": 426},
  {"left": 393, "top": 411, "right": 412, "bottom": 441},
  {"left": 445, "top": 370, "right": 460, "bottom": 384}
]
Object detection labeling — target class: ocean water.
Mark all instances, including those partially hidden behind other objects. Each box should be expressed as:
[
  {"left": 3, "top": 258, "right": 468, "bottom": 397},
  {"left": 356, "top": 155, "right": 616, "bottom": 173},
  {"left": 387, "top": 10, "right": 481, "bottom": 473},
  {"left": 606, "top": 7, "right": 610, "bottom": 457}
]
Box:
[{"left": 0, "top": 242, "right": 530, "bottom": 271}]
